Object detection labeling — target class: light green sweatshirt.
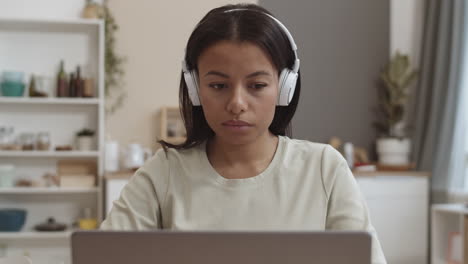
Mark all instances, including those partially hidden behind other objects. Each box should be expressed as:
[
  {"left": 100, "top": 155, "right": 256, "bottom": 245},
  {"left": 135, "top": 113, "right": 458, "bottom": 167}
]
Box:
[{"left": 101, "top": 136, "right": 386, "bottom": 264}]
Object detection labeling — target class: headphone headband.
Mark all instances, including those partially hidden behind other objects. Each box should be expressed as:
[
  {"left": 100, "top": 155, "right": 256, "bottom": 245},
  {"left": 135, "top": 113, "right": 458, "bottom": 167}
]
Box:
[{"left": 223, "top": 8, "right": 299, "bottom": 72}]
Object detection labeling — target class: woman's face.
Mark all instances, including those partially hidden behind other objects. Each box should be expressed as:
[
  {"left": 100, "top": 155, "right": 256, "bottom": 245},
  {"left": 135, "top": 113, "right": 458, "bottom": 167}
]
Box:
[{"left": 197, "top": 40, "right": 279, "bottom": 145}]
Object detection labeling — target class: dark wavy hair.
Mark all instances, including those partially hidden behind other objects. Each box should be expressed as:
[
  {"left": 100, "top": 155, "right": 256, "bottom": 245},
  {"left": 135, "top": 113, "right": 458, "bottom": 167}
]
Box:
[{"left": 159, "top": 3, "right": 301, "bottom": 150}]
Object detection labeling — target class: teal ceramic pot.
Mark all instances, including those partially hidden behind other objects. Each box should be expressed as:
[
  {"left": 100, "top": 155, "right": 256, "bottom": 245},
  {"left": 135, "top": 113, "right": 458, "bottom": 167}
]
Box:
[
  {"left": 1, "top": 81, "right": 25, "bottom": 97},
  {"left": 0, "top": 209, "right": 27, "bottom": 232}
]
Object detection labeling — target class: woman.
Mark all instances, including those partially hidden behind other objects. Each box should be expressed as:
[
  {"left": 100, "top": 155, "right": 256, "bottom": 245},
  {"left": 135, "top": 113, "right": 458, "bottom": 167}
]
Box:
[{"left": 101, "top": 3, "right": 386, "bottom": 264}]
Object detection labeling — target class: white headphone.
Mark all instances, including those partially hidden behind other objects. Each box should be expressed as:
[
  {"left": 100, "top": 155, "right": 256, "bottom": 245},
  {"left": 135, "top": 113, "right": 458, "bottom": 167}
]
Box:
[{"left": 182, "top": 8, "right": 300, "bottom": 106}]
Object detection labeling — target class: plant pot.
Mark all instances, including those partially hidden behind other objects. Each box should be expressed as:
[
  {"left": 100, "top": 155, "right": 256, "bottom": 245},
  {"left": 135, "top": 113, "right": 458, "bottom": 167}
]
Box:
[
  {"left": 1, "top": 82, "right": 25, "bottom": 97},
  {"left": 82, "top": 3, "right": 102, "bottom": 19},
  {"left": 77, "top": 136, "right": 94, "bottom": 151},
  {"left": 376, "top": 137, "right": 411, "bottom": 166}
]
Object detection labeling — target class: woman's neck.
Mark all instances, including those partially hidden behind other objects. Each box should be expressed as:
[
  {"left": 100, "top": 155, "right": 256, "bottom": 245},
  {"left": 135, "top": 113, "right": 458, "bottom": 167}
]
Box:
[{"left": 206, "top": 132, "right": 279, "bottom": 179}]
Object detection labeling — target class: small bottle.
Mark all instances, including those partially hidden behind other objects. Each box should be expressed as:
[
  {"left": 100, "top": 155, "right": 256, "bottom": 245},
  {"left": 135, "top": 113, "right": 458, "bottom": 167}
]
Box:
[
  {"left": 82, "top": 65, "right": 95, "bottom": 98},
  {"left": 343, "top": 142, "right": 354, "bottom": 169},
  {"left": 83, "top": 78, "right": 94, "bottom": 97},
  {"left": 56, "top": 60, "right": 68, "bottom": 97},
  {"left": 28, "top": 74, "right": 36, "bottom": 97},
  {"left": 68, "top": 73, "right": 76, "bottom": 97},
  {"left": 75, "top": 66, "right": 84, "bottom": 97}
]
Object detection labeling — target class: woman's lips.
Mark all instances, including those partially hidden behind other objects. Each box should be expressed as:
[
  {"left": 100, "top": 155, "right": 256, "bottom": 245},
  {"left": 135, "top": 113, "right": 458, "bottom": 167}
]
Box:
[
  {"left": 222, "top": 120, "right": 252, "bottom": 131},
  {"left": 222, "top": 120, "right": 252, "bottom": 126}
]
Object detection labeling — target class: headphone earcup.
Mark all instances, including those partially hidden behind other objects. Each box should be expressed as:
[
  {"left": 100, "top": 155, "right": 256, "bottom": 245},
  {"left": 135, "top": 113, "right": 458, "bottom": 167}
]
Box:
[
  {"left": 183, "top": 67, "right": 201, "bottom": 106},
  {"left": 277, "top": 69, "right": 298, "bottom": 106}
]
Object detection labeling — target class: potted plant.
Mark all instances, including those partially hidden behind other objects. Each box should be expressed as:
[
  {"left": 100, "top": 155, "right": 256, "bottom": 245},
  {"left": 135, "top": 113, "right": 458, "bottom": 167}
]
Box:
[
  {"left": 374, "top": 51, "right": 418, "bottom": 166},
  {"left": 76, "top": 129, "right": 95, "bottom": 151},
  {"left": 82, "top": 0, "right": 104, "bottom": 19}
]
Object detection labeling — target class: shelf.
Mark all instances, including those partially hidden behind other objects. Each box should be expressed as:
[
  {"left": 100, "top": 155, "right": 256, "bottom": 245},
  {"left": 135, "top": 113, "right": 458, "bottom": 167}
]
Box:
[
  {"left": 0, "top": 17, "right": 103, "bottom": 32},
  {"left": 432, "top": 203, "right": 468, "bottom": 215},
  {"left": 0, "top": 231, "right": 72, "bottom": 240},
  {"left": 0, "top": 187, "right": 99, "bottom": 194},
  {"left": 0, "top": 97, "right": 100, "bottom": 105},
  {"left": 0, "top": 150, "right": 99, "bottom": 158},
  {"left": 0, "top": 17, "right": 102, "bottom": 25}
]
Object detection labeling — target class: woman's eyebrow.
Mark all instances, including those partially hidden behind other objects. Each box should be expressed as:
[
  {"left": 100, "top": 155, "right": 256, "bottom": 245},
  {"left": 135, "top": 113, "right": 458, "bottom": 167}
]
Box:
[
  {"left": 246, "top": 71, "right": 271, "bottom": 78},
  {"left": 204, "top": 71, "right": 229, "bottom": 78},
  {"left": 204, "top": 70, "right": 272, "bottom": 78}
]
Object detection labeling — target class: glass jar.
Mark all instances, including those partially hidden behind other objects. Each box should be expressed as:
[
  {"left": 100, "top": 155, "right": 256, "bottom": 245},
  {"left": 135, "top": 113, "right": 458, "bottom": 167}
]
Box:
[
  {"left": 36, "top": 76, "right": 54, "bottom": 97},
  {"left": 0, "top": 164, "right": 15, "bottom": 188},
  {"left": 0, "top": 127, "right": 15, "bottom": 150},
  {"left": 19, "top": 133, "right": 35, "bottom": 151},
  {"left": 36, "top": 132, "right": 51, "bottom": 151}
]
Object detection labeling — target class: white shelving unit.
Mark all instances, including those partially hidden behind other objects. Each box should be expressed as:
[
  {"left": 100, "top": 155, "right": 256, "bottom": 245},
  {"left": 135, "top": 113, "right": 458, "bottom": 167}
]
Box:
[
  {"left": 431, "top": 204, "right": 468, "bottom": 264},
  {"left": 0, "top": 17, "right": 104, "bottom": 264}
]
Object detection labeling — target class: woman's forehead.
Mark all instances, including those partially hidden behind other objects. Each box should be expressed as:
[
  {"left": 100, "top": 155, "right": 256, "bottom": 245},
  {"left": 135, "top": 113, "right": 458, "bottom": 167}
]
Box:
[{"left": 197, "top": 40, "right": 277, "bottom": 75}]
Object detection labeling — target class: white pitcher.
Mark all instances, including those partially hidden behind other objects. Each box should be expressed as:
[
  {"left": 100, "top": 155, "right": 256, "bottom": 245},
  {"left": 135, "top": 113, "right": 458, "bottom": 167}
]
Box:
[
  {"left": 105, "top": 141, "right": 119, "bottom": 172},
  {"left": 122, "top": 143, "right": 152, "bottom": 170}
]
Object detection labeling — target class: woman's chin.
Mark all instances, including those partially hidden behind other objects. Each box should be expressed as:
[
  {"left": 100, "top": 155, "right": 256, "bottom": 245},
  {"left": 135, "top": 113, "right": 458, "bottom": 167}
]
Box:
[{"left": 213, "top": 130, "right": 271, "bottom": 146}]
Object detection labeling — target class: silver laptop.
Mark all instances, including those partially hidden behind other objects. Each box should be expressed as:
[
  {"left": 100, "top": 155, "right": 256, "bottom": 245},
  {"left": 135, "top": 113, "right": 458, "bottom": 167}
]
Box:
[{"left": 72, "top": 231, "right": 371, "bottom": 264}]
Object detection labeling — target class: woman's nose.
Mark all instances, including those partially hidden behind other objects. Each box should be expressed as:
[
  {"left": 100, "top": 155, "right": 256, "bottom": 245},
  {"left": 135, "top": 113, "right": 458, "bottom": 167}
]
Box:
[{"left": 226, "top": 85, "right": 248, "bottom": 115}]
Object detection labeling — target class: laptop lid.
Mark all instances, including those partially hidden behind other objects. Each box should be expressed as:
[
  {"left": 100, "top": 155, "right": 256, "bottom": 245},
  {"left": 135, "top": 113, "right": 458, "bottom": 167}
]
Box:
[{"left": 72, "top": 231, "right": 371, "bottom": 264}]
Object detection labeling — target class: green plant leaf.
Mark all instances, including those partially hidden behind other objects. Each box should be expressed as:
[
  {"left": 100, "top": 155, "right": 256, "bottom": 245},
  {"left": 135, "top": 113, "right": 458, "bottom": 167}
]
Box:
[
  {"left": 100, "top": 3, "right": 127, "bottom": 115},
  {"left": 373, "top": 51, "right": 418, "bottom": 137}
]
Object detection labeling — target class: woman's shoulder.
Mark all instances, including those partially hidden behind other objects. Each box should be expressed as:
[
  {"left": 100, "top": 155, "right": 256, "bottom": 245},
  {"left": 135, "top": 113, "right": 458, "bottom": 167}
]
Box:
[
  {"left": 282, "top": 136, "right": 341, "bottom": 157},
  {"left": 280, "top": 136, "right": 346, "bottom": 168},
  {"left": 282, "top": 136, "right": 327, "bottom": 151},
  {"left": 143, "top": 143, "right": 204, "bottom": 170}
]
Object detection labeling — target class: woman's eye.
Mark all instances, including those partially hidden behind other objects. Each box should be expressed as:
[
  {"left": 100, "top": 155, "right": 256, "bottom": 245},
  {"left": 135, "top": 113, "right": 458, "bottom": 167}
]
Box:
[
  {"left": 250, "top": 83, "right": 267, "bottom": 90},
  {"left": 209, "top": 83, "right": 226, "bottom": 90}
]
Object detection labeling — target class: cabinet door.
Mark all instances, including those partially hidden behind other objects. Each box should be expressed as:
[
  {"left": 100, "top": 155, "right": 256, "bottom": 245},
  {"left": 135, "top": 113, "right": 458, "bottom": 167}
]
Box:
[
  {"left": 356, "top": 176, "right": 429, "bottom": 264},
  {"left": 105, "top": 178, "right": 129, "bottom": 214}
]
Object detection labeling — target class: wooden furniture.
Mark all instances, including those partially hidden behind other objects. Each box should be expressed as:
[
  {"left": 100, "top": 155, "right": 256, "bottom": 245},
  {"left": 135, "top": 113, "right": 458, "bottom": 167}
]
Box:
[
  {"left": 432, "top": 204, "right": 468, "bottom": 264},
  {"left": 0, "top": 17, "right": 104, "bottom": 264},
  {"left": 354, "top": 171, "right": 430, "bottom": 264},
  {"left": 158, "top": 106, "right": 186, "bottom": 145}
]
